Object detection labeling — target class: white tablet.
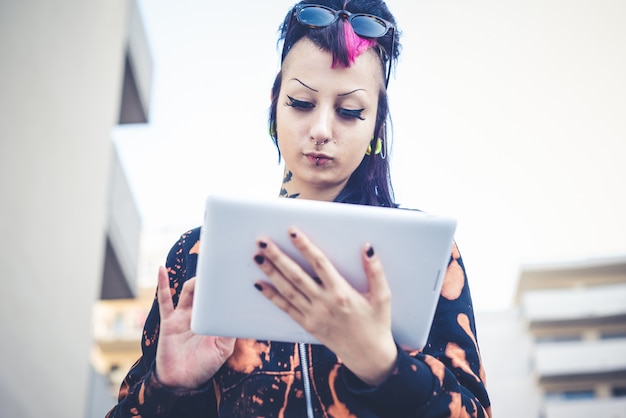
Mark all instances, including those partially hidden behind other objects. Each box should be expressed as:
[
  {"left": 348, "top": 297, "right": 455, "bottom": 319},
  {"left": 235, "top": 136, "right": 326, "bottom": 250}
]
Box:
[{"left": 191, "top": 194, "right": 456, "bottom": 350}]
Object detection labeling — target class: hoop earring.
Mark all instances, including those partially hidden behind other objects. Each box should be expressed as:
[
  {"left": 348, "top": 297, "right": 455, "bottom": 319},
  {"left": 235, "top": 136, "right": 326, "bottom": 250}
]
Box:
[{"left": 366, "top": 137, "right": 383, "bottom": 156}]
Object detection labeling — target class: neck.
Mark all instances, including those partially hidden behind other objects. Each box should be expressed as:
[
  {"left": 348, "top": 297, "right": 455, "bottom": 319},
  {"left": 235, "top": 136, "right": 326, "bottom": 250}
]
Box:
[{"left": 278, "top": 168, "right": 345, "bottom": 202}]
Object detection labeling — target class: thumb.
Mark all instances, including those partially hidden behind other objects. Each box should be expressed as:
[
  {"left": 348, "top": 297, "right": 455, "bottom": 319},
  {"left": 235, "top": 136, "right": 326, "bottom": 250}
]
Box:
[{"left": 215, "top": 337, "right": 237, "bottom": 360}]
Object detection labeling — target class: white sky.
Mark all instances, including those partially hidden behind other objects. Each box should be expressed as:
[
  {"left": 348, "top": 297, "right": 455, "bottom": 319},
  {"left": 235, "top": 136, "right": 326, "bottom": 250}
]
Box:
[{"left": 114, "top": 0, "right": 626, "bottom": 312}]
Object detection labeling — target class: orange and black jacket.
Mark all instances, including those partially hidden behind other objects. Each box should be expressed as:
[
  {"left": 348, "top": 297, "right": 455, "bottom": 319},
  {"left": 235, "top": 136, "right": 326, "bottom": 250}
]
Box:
[{"left": 107, "top": 226, "right": 491, "bottom": 417}]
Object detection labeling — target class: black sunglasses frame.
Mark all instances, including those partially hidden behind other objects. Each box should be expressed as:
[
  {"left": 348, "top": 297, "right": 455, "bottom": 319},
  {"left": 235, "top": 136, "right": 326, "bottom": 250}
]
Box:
[
  {"left": 282, "top": 4, "right": 396, "bottom": 87},
  {"left": 295, "top": 4, "right": 395, "bottom": 38}
]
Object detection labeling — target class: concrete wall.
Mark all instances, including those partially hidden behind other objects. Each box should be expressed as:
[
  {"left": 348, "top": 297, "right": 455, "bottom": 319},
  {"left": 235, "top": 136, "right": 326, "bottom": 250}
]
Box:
[
  {"left": 0, "top": 1, "right": 128, "bottom": 416},
  {"left": 476, "top": 309, "right": 542, "bottom": 417}
]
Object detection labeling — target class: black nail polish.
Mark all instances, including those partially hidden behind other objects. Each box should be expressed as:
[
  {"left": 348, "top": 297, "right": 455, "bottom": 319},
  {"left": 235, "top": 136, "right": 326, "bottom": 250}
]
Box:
[
  {"left": 259, "top": 241, "right": 268, "bottom": 249},
  {"left": 254, "top": 283, "right": 263, "bottom": 291},
  {"left": 312, "top": 276, "right": 323, "bottom": 285},
  {"left": 254, "top": 255, "right": 264, "bottom": 265},
  {"left": 290, "top": 231, "right": 297, "bottom": 239},
  {"left": 366, "top": 246, "right": 375, "bottom": 258}
]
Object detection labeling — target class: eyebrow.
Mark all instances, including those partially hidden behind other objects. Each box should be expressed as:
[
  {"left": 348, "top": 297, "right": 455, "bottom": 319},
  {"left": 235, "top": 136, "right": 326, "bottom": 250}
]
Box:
[
  {"left": 292, "top": 78, "right": 365, "bottom": 97},
  {"left": 293, "top": 78, "right": 318, "bottom": 92},
  {"left": 338, "top": 89, "right": 365, "bottom": 97}
]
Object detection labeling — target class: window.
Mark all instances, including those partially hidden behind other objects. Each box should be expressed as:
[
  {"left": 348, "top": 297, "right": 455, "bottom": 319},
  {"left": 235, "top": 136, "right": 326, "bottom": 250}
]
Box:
[
  {"left": 535, "top": 335, "right": 582, "bottom": 344},
  {"left": 562, "top": 390, "right": 595, "bottom": 400},
  {"left": 613, "top": 387, "right": 626, "bottom": 397},
  {"left": 545, "top": 390, "right": 595, "bottom": 401},
  {"left": 601, "top": 331, "right": 626, "bottom": 340}
]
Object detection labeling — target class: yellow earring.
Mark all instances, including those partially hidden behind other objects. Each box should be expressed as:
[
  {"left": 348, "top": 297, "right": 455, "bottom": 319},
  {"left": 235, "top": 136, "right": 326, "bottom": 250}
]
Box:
[
  {"left": 366, "top": 138, "right": 382, "bottom": 156},
  {"left": 269, "top": 120, "right": 277, "bottom": 138}
]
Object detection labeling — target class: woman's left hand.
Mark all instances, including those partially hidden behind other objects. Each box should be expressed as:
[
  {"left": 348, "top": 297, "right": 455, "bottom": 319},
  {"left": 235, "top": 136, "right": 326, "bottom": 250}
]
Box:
[{"left": 253, "top": 227, "right": 398, "bottom": 386}]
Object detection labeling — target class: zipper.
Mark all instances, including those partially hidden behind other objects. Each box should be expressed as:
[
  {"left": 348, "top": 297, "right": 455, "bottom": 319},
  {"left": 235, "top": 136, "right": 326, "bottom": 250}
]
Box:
[{"left": 298, "top": 342, "right": 314, "bottom": 418}]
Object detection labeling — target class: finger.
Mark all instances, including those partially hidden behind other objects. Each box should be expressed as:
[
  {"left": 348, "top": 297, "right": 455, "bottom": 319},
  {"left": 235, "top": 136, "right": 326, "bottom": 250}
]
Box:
[
  {"left": 157, "top": 266, "right": 174, "bottom": 317},
  {"left": 254, "top": 281, "right": 305, "bottom": 323},
  {"left": 361, "top": 244, "right": 391, "bottom": 303},
  {"left": 256, "top": 236, "right": 319, "bottom": 294},
  {"left": 286, "top": 227, "right": 341, "bottom": 290},
  {"left": 254, "top": 249, "right": 312, "bottom": 306},
  {"left": 177, "top": 277, "right": 196, "bottom": 310}
]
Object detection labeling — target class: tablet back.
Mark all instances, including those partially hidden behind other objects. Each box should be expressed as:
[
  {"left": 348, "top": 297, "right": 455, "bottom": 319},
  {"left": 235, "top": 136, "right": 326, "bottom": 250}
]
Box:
[{"left": 191, "top": 194, "right": 456, "bottom": 350}]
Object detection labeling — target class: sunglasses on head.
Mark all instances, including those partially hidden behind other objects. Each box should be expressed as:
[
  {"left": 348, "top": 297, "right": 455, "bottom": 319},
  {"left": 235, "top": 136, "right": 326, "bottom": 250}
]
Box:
[
  {"left": 296, "top": 4, "right": 395, "bottom": 38},
  {"left": 283, "top": 3, "right": 396, "bottom": 86}
]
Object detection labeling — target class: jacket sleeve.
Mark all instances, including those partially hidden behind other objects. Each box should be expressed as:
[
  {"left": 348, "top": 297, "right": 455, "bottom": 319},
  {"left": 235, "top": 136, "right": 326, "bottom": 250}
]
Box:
[
  {"left": 105, "top": 229, "right": 218, "bottom": 418},
  {"left": 340, "top": 243, "right": 492, "bottom": 417}
]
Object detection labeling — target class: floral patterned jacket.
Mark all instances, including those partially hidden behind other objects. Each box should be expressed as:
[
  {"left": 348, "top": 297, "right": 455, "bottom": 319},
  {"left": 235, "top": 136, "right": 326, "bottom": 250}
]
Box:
[{"left": 106, "top": 226, "right": 491, "bottom": 417}]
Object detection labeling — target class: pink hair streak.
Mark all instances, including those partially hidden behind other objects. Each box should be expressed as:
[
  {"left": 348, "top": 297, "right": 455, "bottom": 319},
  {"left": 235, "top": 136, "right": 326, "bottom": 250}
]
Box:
[{"left": 332, "top": 21, "right": 377, "bottom": 68}]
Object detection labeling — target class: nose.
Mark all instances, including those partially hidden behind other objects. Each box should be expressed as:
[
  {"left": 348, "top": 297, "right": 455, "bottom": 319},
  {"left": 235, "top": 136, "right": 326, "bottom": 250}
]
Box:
[{"left": 309, "top": 106, "right": 333, "bottom": 144}]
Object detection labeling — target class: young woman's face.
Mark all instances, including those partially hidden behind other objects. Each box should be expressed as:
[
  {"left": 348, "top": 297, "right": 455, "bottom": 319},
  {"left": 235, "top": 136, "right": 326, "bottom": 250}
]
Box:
[{"left": 276, "top": 38, "right": 382, "bottom": 200}]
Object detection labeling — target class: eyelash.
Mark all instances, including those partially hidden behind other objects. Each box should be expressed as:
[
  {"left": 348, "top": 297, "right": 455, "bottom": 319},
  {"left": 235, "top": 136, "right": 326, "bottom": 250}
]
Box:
[
  {"left": 337, "top": 108, "right": 365, "bottom": 120},
  {"left": 286, "top": 96, "right": 313, "bottom": 110},
  {"left": 286, "top": 96, "right": 365, "bottom": 121}
]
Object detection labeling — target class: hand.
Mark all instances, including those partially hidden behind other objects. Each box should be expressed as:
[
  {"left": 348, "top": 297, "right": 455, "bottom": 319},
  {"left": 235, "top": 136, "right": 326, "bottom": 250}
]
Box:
[
  {"left": 253, "top": 227, "right": 397, "bottom": 386},
  {"left": 154, "top": 266, "right": 236, "bottom": 389}
]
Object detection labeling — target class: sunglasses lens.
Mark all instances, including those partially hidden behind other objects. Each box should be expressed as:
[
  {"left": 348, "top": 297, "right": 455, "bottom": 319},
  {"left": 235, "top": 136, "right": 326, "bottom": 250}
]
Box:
[
  {"left": 298, "top": 6, "right": 336, "bottom": 27},
  {"left": 350, "top": 15, "right": 388, "bottom": 38}
]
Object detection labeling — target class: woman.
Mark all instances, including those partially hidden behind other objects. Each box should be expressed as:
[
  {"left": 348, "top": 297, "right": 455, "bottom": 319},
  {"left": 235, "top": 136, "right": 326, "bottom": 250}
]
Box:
[{"left": 107, "top": 1, "right": 491, "bottom": 416}]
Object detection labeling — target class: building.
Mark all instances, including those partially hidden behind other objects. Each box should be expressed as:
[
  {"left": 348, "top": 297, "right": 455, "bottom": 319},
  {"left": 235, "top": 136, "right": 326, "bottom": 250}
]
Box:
[
  {"left": 0, "top": 0, "right": 151, "bottom": 417},
  {"left": 90, "top": 226, "right": 181, "bottom": 409},
  {"left": 479, "top": 256, "right": 626, "bottom": 417},
  {"left": 519, "top": 256, "right": 626, "bottom": 417}
]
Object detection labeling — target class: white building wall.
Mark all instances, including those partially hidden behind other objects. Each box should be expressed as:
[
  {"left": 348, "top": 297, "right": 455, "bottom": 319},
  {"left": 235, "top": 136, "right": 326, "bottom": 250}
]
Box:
[
  {"left": 0, "top": 1, "right": 129, "bottom": 417},
  {"left": 476, "top": 308, "right": 542, "bottom": 417},
  {"left": 108, "top": 144, "right": 143, "bottom": 295}
]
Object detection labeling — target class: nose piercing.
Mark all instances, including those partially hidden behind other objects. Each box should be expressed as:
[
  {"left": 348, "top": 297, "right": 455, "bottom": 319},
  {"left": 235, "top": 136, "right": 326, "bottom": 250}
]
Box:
[{"left": 313, "top": 138, "right": 330, "bottom": 146}]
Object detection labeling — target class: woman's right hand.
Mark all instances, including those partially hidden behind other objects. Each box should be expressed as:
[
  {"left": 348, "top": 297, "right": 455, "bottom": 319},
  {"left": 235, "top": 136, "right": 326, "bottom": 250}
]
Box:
[{"left": 154, "top": 266, "right": 236, "bottom": 389}]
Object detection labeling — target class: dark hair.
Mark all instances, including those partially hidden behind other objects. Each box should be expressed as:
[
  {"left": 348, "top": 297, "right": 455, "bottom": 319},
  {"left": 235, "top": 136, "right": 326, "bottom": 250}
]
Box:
[{"left": 269, "top": 0, "right": 401, "bottom": 207}]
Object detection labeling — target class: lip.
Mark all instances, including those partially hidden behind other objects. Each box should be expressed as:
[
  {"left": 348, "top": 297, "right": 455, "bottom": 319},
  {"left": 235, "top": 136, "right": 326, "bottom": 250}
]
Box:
[{"left": 304, "top": 152, "right": 333, "bottom": 166}]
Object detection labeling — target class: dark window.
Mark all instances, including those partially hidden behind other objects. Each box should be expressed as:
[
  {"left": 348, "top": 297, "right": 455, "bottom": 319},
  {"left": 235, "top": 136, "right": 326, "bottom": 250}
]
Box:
[
  {"left": 100, "top": 236, "right": 134, "bottom": 299},
  {"left": 118, "top": 52, "right": 148, "bottom": 124},
  {"left": 545, "top": 390, "right": 595, "bottom": 401},
  {"left": 601, "top": 332, "right": 626, "bottom": 340},
  {"left": 613, "top": 387, "right": 626, "bottom": 397},
  {"left": 535, "top": 335, "right": 581, "bottom": 344}
]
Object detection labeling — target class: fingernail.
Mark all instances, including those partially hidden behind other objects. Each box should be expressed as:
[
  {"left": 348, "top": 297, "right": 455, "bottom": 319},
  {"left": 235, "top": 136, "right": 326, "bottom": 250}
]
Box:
[
  {"left": 254, "top": 283, "right": 263, "bottom": 291},
  {"left": 254, "top": 255, "right": 265, "bottom": 265},
  {"left": 312, "top": 276, "right": 323, "bottom": 285},
  {"left": 289, "top": 230, "right": 297, "bottom": 239},
  {"left": 366, "top": 245, "right": 375, "bottom": 258},
  {"left": 258, "top": 241, "right": 268, "bottom": 249}
]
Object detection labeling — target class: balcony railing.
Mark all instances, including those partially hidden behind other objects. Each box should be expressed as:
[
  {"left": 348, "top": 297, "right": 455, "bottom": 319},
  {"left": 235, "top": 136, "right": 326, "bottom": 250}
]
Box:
[
  {"left": 534, "top": 338, "right": 626, "bottom": 383},
  {"left": 544, "top": 397, "right": 626, "bottom": 418},
  {"left": 523, "top": 283, "right": 626, "bottom": 323}
]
